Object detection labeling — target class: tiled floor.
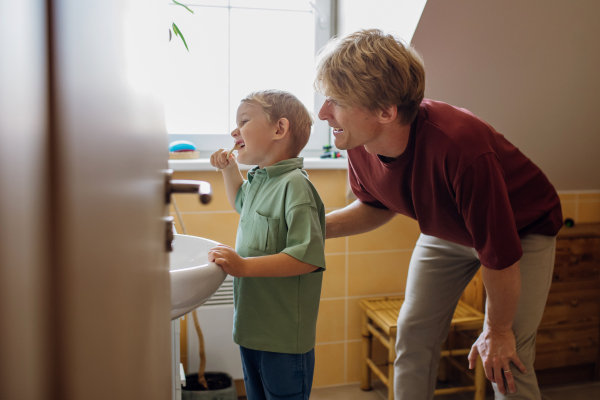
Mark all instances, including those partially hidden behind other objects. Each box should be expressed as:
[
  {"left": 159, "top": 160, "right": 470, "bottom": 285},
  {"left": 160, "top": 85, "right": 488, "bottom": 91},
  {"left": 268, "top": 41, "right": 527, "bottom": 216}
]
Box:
[
  {"left": 237, "top": 380, "right": 600, "bottom": 399},
  {"left": 306, "top": 381, "right": 600, "bottom": 400}
]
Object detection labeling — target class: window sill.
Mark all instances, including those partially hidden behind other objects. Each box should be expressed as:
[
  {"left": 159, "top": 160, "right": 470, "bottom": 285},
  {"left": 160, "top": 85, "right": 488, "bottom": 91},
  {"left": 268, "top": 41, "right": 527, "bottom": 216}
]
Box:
[{"left": 168, "top": 157, "right": 348, "bottom": 171}]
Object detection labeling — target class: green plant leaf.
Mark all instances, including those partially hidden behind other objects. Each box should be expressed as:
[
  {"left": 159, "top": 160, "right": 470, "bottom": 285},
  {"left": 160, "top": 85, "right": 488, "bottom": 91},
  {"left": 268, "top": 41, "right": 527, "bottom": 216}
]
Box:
[
  {"left": 173, "top": 0, "right": 194, "bottom": 14},
  {"left": 172, "top": 23, "right": 189, "bottom": 52}
]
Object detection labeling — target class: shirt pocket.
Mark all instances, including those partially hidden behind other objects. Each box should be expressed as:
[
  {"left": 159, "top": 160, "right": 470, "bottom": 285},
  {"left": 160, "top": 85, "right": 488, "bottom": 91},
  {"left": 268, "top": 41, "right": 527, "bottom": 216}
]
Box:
[{"left": 248, "top": 211, "right": 279, "bottom": 254}]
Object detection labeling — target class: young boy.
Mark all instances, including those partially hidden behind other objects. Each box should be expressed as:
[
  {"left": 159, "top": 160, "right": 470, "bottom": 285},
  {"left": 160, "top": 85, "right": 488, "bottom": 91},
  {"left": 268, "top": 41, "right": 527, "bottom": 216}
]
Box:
[{"left": 208, "top": 90, "right": 326, "bottom": 400}]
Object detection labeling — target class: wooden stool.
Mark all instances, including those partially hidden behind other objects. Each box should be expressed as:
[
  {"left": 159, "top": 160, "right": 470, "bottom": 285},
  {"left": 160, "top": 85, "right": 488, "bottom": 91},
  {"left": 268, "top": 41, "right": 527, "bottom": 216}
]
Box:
[{"left": 359, "top": 296, "right": 486, "bottom": 400}]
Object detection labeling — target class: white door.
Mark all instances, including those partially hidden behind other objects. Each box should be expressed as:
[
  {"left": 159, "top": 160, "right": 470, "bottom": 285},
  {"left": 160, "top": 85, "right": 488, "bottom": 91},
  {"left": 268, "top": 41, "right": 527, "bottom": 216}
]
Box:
[
  {"left": 0, "top": 1, "right": 51, "bottom": 399},
  {"left": 0, "top": 1, "right": 172, "bottom": 399}
]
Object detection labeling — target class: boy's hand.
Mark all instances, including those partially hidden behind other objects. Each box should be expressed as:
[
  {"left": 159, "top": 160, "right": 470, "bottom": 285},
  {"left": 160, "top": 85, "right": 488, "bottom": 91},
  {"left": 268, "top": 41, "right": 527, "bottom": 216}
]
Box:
[
  {"left": 210, "top": 148, "right": 237, "bottom": 170},
  {"left": 208, "top": 244, "right": 247, "bottom": 277}
]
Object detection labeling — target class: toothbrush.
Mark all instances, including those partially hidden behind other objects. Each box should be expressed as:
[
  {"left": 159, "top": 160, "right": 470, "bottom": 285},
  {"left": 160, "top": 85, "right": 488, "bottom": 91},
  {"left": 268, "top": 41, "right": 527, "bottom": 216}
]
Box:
[
  {"left": 227, "top": 142, "right": 241, "bottom": 159},
  {"left": 216, "top": 142, "right": 241, "bottom": 171}
]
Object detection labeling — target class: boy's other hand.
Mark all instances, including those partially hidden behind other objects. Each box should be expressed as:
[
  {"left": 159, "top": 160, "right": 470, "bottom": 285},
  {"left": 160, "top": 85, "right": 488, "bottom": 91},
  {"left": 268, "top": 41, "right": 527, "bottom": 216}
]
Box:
[
  {"left": 208, "top": 244, "right": 247, "bottom": 277},
  {"left": 210, "top": 148, "right": 237, "bottom": 170}
]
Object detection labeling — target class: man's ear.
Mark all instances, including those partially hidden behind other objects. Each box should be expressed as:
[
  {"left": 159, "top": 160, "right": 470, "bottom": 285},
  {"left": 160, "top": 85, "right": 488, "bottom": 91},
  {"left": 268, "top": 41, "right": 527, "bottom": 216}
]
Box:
[
  {"left": 273, "top": 118, "right": 290, "bottom": 141},
  {"left": 377, "top": 106, "right": 398, "bottom": 124}
]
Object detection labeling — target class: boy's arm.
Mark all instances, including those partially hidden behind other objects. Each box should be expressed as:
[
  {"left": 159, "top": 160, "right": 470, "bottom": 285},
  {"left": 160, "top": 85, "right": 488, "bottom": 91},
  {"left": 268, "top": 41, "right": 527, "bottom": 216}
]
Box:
[
  {"left": 208, "top": 200, "right": 325, "bottom": 277},
  {"left": 245, "top": 253, "right": 318, "bottom": 276},
  {"left": 210, "top": 149, "right": 244, "bottom": 210},
  {"left": 221, "top": 166, "right": 244, "bottom": 210},
  {"left": 208, "top": 245, "right": 317, "bottom": 277}
]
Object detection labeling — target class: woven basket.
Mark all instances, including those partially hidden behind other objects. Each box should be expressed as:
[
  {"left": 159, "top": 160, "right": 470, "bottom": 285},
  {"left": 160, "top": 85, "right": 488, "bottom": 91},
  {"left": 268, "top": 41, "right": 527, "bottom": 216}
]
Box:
[{"left": 170, "top": 151, "right": 200, "bottom": 160}]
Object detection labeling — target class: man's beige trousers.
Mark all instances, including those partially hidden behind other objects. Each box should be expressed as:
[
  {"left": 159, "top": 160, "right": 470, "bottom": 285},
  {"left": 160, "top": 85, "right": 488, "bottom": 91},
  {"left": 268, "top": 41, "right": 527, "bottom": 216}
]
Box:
[{"left": 394, "top": 233, "right": 556, "bottom": 399}]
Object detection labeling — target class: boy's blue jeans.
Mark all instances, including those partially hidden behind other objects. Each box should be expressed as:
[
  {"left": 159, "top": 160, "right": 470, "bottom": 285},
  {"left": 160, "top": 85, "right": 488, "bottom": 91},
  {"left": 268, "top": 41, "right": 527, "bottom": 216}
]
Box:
[{"left": 239, "top": 346, "right": 315, "bottom": 400}]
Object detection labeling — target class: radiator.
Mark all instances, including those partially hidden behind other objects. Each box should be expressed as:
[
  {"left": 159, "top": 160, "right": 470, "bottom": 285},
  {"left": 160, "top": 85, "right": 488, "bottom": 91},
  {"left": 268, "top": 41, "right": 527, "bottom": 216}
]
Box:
[{"left": 186, "top": 276, "right": 244, "bottom": 380}]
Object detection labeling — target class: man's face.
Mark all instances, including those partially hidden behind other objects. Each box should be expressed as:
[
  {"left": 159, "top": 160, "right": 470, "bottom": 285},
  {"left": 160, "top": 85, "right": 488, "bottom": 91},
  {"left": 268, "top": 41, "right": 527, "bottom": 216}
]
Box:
[{"left": 317, "top": 97, "right": 380, "bottom": 151}]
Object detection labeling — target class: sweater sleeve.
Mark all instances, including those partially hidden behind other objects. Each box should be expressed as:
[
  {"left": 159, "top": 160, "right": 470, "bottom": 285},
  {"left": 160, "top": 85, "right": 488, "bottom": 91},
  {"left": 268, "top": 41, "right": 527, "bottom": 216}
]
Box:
[{"left": 455, "top": 153, "right": 523, "bottom": 270}]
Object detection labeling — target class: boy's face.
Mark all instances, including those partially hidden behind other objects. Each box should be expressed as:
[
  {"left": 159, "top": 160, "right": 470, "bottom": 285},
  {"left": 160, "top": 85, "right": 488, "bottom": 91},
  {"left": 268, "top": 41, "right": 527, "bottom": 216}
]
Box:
[{"left": 231, "top": 102, "right": 277, "bottom": 167}]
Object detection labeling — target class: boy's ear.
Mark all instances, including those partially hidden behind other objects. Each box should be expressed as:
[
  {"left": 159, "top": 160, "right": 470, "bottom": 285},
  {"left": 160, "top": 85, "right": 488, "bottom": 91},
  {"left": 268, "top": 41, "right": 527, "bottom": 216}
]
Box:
[
  {"left": 377, "top": 105, "right": 397, "bottom": 124},
  {"left": 273, "top": 118, "right": 290, "bottom": 141}
]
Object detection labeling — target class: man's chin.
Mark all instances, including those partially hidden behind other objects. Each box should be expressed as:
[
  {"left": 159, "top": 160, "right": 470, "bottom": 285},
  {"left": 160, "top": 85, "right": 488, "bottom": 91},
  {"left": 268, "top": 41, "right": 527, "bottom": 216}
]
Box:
[{"left": 333, "top": 137, "right": 351, "bottom": 151}]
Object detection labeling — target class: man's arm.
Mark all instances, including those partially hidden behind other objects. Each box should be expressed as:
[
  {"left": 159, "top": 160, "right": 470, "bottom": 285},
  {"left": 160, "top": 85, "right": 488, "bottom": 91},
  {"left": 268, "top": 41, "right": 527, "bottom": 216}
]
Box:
[
  {"left": 482, "top": 261, "right": 521, "bottom": 334},
  {"left": 468, "top": 261, "right": 527, "bottom": 395},
  {"left": 326, "top": 200, "right": 396, "bottom": 239}
]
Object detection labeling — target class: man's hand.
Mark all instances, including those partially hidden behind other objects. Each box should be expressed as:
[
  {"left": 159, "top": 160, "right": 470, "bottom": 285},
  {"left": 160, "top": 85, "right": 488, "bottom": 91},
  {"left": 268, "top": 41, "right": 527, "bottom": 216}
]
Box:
[
  {"left": 468, "top": 327, "right": 527, "bottom": 395},
  {"left": 209, "top": 148, "right": 237, "bottom": 170},
  {"left": 208, "top": 244, "right": 247, "bottom": 277}
]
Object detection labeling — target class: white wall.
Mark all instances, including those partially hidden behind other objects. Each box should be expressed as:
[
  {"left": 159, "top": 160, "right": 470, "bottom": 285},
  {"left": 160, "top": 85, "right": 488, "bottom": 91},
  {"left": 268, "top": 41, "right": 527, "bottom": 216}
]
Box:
[
  {"left": 338, "top": 0, "right": 427, "bottom": 43},
  {"left": 412, "top": 1, "right": 600, "bottom": 190},
  {"left": 337, "top": 0, "right": 600, "bottom": 190}
]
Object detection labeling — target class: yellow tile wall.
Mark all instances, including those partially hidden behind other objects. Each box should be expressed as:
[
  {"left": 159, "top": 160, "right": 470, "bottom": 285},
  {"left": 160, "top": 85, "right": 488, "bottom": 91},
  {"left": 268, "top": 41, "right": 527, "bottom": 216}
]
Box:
[
  {"left": 558, "top": 191, "right": 600, "bottom": 225},
  {"left": 172, "top": 169, "right": 600, "bottom": 388}
]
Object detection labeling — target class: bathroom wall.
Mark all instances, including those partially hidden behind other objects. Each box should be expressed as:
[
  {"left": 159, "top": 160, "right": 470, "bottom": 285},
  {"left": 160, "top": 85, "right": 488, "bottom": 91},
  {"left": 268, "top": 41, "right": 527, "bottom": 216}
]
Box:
[
  {"left": 171, "top": 169, "right": 600, "bottom": 388},
  {"left": 336, "top": 1, "right": 600, "bottom": 192},
  {"left": 337, "top": 0, "right": 427, "bottom": 43},
  {"left": 410, "top": 0, "right": 600, "bottom": 190}
]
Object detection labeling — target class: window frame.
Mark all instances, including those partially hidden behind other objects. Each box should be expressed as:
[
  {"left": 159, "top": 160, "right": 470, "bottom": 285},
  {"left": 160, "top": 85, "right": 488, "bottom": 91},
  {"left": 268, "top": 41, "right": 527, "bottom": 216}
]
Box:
[{"left": 166, "top": 0, "right": 336, "bottom": 157}]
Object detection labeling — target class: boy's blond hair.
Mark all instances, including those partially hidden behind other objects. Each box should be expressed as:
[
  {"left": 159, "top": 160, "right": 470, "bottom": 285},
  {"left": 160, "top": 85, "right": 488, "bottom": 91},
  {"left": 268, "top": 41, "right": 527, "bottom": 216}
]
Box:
[
  {"left": 314, "top": 29, "right": 425, "bottom": 125},
  {"left": 241, "top": 90, "right": 313, "bottom": 158}
]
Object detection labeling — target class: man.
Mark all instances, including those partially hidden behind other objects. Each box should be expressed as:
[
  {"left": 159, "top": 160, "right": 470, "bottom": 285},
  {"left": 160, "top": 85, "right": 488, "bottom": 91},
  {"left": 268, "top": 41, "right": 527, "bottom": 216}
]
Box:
[{"left": 315, "top": 29, "right": 562, "bottom": 400}]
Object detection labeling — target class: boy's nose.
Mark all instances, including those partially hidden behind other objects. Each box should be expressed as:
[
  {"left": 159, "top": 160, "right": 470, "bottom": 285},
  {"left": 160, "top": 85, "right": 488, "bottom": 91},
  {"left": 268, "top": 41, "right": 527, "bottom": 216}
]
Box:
[
  {"left": 231, "top": 128, "right": 239, "bottom": 137},
  {"left": 318, "top": 101, "right": 331, "bottom": 121}
]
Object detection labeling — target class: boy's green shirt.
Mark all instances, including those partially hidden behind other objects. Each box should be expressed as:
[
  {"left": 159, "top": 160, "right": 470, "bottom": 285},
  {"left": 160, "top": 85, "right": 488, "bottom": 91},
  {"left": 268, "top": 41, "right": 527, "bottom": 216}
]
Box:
[{"left": 233, "top": 157, "right": 326, "bottom": 354}]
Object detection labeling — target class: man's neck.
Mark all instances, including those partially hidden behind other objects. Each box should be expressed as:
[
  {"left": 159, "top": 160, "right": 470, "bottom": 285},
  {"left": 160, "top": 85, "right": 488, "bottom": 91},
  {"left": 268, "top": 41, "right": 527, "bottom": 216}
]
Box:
[{"left": 365, "top": 122, "right": 412, "bottom": 159}]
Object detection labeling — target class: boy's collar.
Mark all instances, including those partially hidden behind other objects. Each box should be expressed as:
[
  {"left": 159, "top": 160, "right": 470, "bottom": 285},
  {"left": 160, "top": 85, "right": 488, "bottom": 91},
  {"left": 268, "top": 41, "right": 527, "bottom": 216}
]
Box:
[{"left": 248, "top": 157, "right": 304, "bottom": 179}]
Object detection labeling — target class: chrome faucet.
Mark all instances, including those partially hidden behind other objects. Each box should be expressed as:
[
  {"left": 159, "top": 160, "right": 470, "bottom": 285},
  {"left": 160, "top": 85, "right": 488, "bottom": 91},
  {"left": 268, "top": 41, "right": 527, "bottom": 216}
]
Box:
[
  {"left": 163, "top": 169, "right": 212, "bottom": 251},
  {"left": 164, "top": 169, "right": 212, "bottom": 205}
]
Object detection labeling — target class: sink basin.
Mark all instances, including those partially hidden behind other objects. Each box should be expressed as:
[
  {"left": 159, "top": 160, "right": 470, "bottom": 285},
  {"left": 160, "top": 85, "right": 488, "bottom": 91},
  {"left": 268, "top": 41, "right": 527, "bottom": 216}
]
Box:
[{"left": 169, "top": 234, "right": 228, "bottom": 320}]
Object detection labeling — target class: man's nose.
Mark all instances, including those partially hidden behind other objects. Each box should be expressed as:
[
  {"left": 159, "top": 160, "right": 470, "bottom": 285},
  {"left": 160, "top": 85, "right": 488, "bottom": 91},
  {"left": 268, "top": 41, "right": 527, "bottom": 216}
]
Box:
[{"left": 318, "top": 101, "right": 331, "bottom": 121}]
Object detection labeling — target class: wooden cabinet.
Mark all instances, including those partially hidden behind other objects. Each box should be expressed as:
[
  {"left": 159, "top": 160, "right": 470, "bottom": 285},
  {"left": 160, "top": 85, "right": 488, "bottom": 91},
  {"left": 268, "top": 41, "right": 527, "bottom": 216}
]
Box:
[{"left": 534, "top": 224, "right": 600, "bottom": 378}]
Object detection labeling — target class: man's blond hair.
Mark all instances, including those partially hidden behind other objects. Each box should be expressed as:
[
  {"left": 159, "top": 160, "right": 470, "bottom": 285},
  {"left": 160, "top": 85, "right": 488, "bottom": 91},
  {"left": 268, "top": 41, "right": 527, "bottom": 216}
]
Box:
[
  {"left": 315, "top": 29, "right": 425, "bottom": 125},
  {"left": 241, "top": 90, "right": 313, "bottom": 157}
]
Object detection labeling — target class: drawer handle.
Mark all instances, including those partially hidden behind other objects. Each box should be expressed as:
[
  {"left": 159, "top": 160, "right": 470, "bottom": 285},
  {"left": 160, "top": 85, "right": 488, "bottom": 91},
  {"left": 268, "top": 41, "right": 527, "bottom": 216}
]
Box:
[
  {"left": 569, "top": 256, "right": 579, "bottom": 265},
  {"left": 569, "top": 343, "right": 580, "bottom": 352},
  {"left": 570, "top": 300, "right": 580, "bottom": 307}
]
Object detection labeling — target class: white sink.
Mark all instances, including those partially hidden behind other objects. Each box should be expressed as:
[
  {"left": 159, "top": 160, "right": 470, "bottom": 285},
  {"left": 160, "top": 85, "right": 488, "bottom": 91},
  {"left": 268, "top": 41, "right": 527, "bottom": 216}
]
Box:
[{"left": 169, "top": 234, "right": 228, "bottom": 320}]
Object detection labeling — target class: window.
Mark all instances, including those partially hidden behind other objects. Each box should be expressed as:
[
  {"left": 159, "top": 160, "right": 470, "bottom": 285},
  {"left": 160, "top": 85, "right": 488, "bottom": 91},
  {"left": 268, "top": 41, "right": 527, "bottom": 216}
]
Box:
[{"left": 165, "top": 0, "right": 335, "bottom": 156}]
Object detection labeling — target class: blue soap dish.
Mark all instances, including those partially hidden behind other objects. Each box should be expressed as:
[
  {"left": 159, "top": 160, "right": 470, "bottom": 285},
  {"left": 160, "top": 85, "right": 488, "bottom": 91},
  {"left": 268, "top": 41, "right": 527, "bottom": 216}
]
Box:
[{"left": 169, "top": 140, "right": 199, "bottom": 159}]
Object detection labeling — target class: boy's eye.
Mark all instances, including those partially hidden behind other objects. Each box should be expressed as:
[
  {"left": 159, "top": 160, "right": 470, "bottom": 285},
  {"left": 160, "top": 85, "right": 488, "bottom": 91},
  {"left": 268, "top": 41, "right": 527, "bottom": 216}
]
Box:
[{"left": 241, "top": 120, "right": 249, "bottom": 125}]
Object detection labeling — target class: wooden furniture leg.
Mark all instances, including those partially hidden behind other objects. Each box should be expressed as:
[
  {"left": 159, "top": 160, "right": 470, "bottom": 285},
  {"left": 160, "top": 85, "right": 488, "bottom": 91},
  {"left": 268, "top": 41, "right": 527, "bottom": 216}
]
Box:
[
  {"left": 361, "top": 312, "right": 372, "bottom": 391},
  {"left": 438, "top": 339, "right": 448, "bottom": 382},
  {"left": 474, "top": 342, "right": 486, "bottom": 400},
  {"left": 387, "top": 335, "right": 395, "bottom": 400}
]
